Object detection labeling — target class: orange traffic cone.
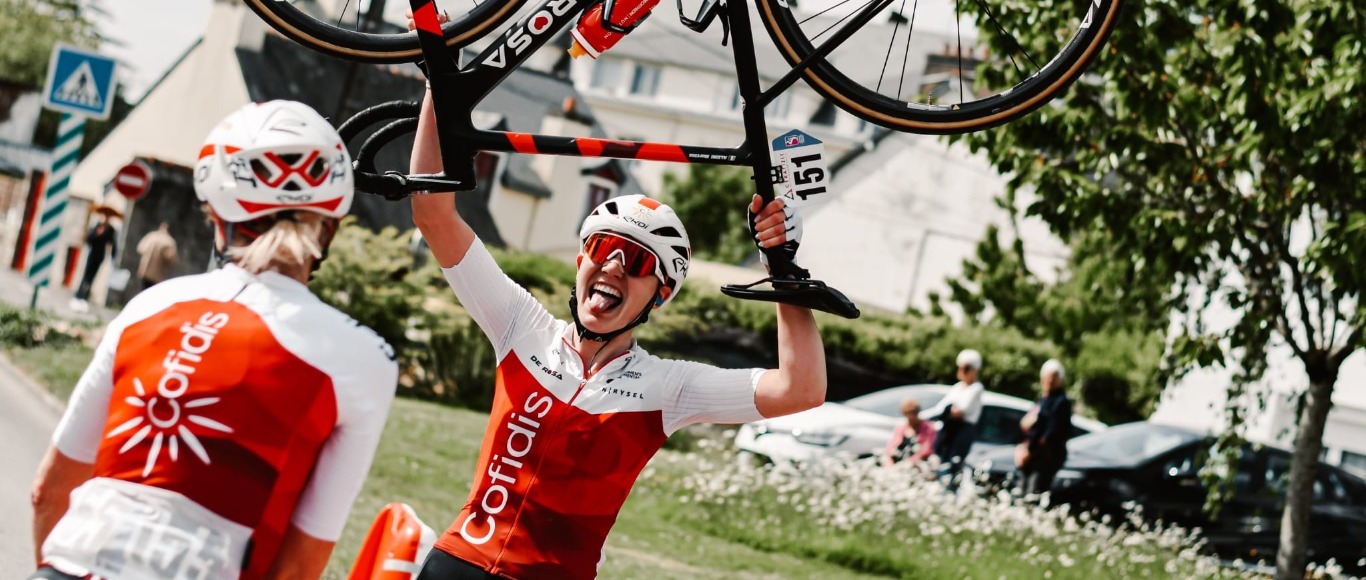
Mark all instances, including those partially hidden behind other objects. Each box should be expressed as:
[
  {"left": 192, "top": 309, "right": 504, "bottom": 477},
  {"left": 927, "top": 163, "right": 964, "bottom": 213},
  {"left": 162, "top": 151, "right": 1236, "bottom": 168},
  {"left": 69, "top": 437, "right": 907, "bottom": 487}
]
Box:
[{"left": 348, "top": 503, "right": 436, "bottom": 580}]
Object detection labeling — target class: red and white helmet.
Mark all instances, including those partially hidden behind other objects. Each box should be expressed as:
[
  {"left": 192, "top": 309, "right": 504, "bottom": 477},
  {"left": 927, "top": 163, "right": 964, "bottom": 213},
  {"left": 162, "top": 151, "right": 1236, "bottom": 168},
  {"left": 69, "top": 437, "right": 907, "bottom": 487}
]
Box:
[
  {"left": 579, "top": 194, "right": 691, "bottom": 306},
  {"left": 194, "top": 100, "right": 353, "bottom": 223}
]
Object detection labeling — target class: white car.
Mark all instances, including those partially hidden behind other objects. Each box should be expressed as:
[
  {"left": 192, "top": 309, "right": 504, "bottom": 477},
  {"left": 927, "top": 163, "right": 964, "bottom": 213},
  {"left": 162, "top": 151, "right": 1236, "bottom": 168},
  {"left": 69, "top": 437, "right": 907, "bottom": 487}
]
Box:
[{"left": 734, "top": 384, "right": 1109, "bottom": 464}]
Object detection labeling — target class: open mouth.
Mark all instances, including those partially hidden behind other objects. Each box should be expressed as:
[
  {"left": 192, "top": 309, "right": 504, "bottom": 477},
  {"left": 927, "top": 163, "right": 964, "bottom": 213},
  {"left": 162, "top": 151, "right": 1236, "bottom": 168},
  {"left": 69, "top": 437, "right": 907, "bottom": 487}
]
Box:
[{"left": 585, "top": 282, "right": 623, "bottom": 314}]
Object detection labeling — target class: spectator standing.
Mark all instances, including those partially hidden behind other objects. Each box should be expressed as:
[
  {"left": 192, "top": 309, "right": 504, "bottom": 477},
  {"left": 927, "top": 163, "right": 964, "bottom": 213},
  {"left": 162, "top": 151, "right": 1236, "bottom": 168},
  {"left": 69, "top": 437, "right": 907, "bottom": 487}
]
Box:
[
  {"left": 71, "top": 217, "right": 118, "bottom": 308},
  {"left": 135, "top": 222, "right": 178, "bottom": 288},
  {"left": 1018, "top": 359, "right": 1073, "bottom": 496},
  {"left": 927, "top": 349, "right": 985, "bottom": 479},
  {"left": 881, "top": 397, "right": 937, "bottom": 468}
]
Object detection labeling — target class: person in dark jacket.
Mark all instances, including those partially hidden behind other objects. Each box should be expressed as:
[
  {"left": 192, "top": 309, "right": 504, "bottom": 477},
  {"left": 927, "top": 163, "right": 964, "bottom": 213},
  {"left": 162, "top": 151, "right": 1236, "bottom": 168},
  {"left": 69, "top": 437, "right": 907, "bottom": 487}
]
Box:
[
  {"left": 1019, "top": 359, "right": 1073, "bottom": 496},
  {"left": 72, "top": 217, "right": 118, "bottom": 305}
]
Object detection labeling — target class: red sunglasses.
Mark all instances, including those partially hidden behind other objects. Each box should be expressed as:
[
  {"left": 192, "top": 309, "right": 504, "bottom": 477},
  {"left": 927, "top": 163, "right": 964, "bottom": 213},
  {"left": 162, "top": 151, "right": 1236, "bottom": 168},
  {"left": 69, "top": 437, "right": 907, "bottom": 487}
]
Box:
[{"left": 583, "top": 232, "right": 664, "bottom": 283}]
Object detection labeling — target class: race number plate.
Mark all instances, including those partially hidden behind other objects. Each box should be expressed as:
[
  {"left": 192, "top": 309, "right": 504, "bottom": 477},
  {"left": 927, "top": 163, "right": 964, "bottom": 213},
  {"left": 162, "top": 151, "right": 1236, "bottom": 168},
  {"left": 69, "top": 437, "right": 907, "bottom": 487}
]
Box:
[{"left": 769, "top": 129, "right": 829, "bottom": 209}]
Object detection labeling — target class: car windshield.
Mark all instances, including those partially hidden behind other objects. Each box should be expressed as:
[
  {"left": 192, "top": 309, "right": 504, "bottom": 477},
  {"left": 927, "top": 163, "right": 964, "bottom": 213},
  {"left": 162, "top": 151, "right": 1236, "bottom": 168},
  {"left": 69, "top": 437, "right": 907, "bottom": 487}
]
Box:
[
  {"left": 843, "top": 387, "right": 945, "bottom": 418},
  {"left": 1070, "top": 422, "right": 1201, "bottom": 465}
]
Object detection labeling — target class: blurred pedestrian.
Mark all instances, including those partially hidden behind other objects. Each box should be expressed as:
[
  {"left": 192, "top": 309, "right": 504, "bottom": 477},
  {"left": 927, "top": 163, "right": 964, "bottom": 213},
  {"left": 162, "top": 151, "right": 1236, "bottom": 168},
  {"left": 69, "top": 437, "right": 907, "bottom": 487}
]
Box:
[
  {"left": 1018, "top": 359, "right": 1073, "bottom": 496},
  {"left": 135, "top": 221, "right": 178, "bottom": 288},
  {"left": 881, "top": 397, "right": 937, "bottom": 468},
  {"left": 71, "top": 216, "right": 118, "bottom": 310},
  {"left": 927, "top": 349, "right": 985, "bottom": 481}
]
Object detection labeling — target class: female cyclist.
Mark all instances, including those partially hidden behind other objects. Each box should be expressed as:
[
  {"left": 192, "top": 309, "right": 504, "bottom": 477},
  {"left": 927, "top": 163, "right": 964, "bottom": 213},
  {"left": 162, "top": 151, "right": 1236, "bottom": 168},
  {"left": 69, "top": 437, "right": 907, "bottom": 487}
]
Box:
[
  {"left": 406, "top": 84, "right": 827, "bottom": 577},
  {"left": 29, "top": 100, "right": 398, "bottom": 579}
]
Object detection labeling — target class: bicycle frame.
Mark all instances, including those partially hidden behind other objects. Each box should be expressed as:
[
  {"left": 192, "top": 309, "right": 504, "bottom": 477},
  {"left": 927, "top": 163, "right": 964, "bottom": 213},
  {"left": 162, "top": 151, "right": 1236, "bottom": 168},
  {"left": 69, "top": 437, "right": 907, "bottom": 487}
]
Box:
[{"left": 346, "top": 0, "right": 871, "bottom": 317}]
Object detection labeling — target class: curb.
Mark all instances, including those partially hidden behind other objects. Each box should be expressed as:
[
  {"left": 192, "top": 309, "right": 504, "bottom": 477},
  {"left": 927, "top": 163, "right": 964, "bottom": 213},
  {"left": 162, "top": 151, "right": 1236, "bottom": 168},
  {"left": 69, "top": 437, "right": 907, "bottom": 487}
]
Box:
[{"left": 0, "top": 351, "right": 67, "bottom": 416}]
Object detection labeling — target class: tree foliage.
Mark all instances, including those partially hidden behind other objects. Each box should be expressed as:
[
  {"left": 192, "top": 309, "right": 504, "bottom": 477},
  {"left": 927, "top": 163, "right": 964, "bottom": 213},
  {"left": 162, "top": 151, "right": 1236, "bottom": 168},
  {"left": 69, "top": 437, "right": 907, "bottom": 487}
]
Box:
[
  {"left": 0, "top": 0, "right": 103, "bottom": 87},
  {"left": 961, "top": 0, "right": 1364, "bottom": 575},
  {"left": 660, "top": 164, "right": 758, "bottom": 264},
  {"left": 934, "top": 222, "right": 1172, "bottom": 423}
]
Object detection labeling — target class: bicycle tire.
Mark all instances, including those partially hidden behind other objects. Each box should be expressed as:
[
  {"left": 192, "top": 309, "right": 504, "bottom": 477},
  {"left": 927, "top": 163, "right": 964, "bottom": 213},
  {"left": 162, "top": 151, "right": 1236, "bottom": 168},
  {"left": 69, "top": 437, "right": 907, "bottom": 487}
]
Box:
[
  {"left": 244, "top": 0, "right": 529, "bottom": 64},
  {"left": 756, "top": 0, "right": 1123, "bottom": 134}
]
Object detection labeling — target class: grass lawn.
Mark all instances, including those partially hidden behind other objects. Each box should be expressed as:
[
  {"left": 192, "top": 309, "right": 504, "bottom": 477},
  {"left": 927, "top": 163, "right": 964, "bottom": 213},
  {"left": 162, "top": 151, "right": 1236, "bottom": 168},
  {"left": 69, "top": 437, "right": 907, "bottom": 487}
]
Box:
[
  {"left": 6, "top": 342, "right": 92, "bottom": 402},
  {"left": 9, "top": 342, "right": 1237, "bottom": 578},
  {"left": 325, "top": 397, "right": 885, "bottom": 579}
]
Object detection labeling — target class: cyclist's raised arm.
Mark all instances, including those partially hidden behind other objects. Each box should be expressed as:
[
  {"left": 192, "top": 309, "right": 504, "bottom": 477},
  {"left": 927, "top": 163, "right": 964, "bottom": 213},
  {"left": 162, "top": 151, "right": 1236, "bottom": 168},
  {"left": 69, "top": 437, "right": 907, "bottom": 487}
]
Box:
[
  {"left": 748, "top": 195, "right": 827, "bottom": 418},
  {"left": 410, "top": 89, "right": 476, "bottom": 268}
]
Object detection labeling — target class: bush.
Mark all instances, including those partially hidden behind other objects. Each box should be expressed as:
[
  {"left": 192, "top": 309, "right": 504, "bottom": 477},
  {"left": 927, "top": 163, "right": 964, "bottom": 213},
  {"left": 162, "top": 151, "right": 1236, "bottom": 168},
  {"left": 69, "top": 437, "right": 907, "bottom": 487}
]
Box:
[
  {"left": 313, "top": 221, "right": 1155, "bottom": 418},
  {"left": 0, "top": 304, "right": 90, "bottom": 349}
]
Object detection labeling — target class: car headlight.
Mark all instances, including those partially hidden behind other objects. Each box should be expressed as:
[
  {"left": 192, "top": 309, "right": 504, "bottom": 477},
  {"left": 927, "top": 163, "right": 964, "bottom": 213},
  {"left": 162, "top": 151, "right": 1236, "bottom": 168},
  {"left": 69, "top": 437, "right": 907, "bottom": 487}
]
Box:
[{"left": 792, "top": 429, "right": 849, "bottom": 447}]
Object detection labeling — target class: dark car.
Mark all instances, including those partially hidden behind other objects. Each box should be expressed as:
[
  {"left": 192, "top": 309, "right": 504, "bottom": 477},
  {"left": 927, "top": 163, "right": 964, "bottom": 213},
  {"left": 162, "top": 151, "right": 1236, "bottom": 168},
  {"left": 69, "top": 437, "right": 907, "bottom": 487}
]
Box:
[{"left": 972, "top": 421, "right": 1366, "bottom": 573}]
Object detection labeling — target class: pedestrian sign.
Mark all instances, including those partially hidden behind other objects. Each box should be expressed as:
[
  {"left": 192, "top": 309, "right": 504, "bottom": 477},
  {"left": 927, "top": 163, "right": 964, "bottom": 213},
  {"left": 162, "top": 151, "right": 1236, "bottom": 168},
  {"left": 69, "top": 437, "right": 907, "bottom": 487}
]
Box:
[{"left": 43, "top": 44, "right": 118, "bottom": 120}]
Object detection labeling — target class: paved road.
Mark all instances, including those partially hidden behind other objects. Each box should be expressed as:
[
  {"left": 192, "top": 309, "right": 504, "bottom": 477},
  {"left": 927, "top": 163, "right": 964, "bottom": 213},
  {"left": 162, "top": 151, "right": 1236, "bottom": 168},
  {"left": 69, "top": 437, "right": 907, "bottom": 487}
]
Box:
[{"left": 0, "top": 354, "right": 62, "bottom": 574}]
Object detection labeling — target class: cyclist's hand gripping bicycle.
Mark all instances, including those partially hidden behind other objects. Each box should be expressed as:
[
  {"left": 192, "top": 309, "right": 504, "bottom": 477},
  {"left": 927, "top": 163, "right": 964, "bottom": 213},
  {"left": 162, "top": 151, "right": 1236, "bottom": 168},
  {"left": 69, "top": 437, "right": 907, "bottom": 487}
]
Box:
[{"left": 246, "top": 0, "right": 1121, "bottom": 318}]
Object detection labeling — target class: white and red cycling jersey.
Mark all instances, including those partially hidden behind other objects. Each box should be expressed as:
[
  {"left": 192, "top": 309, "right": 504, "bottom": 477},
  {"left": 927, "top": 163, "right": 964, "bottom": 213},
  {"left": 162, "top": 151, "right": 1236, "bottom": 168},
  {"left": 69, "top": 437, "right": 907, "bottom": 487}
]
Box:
[
  {"left": 431, "top": 240, "right": 765, "bottom": 579},
  {"left": 45, "top": 265, "right": 397, "bottom": 579}
]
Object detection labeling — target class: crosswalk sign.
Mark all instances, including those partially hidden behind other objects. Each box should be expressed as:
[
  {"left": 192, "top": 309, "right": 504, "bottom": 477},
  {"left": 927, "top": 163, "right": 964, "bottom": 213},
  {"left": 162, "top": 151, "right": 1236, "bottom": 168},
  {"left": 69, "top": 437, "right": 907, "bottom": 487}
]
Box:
[{"left": 43, "top": 44, "right": 118, "bottom": 119}]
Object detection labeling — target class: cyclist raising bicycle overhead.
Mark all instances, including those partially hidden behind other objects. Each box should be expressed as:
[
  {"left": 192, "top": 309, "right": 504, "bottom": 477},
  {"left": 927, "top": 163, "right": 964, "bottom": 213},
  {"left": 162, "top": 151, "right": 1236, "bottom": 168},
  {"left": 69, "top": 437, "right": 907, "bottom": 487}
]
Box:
[
  {"left": 29, "top": 101, "right": 398, "bottom": 580},
  {"left": 407, "top": 69, "right": 827, "bottom": 580}
]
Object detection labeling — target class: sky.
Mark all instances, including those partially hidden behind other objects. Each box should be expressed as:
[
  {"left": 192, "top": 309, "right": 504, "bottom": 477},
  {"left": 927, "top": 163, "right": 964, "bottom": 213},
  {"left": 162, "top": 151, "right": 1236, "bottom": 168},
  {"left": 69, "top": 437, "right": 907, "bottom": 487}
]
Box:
[{"left": 96, "top": 0, "right": 212, "bottom": 102}]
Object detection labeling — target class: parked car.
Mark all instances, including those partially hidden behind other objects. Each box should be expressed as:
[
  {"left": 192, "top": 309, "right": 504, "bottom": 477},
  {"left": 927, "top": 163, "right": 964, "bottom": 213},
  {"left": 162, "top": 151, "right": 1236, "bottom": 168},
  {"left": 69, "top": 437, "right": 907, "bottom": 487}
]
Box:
[
  {"left": 971, "top": 421, "right": 1366, "bottom": 573},
  {"left": 734, "top": 384, "right": 1107, "bottom": 465}
]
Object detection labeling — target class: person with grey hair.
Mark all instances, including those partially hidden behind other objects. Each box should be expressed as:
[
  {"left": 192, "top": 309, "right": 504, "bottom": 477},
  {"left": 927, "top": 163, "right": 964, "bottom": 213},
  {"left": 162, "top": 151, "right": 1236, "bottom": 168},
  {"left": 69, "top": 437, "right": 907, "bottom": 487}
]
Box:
[
  {"left": 927, "top": 349, "right": 985, "bottom": 482},
  {"left": 1018, "top": 359, "right": 1074, "bottom": 496}
]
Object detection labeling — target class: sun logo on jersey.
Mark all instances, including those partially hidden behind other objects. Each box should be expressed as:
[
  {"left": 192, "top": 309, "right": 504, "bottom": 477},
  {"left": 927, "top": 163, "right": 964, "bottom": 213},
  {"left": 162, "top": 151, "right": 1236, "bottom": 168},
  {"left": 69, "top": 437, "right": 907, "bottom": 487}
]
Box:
[
  {"left": 106, "top": 378, "right": 235, "bottom": 477},
  {"left": 105, "top": 311, "right": 235, "bottom": 478}
]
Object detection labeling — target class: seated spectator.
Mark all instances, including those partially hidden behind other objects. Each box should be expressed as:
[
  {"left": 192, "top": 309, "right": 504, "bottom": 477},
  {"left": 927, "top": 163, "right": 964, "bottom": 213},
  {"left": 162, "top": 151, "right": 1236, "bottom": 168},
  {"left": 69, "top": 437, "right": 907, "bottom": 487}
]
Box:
[{"left": 881, "top": 398, "right": 937, "bottom": 468}]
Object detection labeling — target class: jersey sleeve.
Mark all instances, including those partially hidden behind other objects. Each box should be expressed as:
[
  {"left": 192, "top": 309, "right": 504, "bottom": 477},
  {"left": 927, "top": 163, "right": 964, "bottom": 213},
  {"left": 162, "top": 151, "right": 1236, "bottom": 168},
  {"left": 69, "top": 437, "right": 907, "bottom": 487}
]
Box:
[
  {"left": 660, "top": 361, "right": 765, "bottom": 434},
  {"left": 441, "top": 239, "right": 557, "bottom": 361},
  {"left": 52, "top": 324, "right": 124, "bottom": 463},
  {"left": 288, "top": 348, "right": 398, "bottom": 541}
]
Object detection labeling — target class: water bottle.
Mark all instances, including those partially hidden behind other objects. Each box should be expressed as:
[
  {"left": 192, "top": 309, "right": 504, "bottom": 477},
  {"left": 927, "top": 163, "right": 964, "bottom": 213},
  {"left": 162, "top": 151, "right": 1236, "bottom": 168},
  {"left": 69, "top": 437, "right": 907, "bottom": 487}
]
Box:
[{"left": 568, "top": 0, "right": 660, "bottom": 59}]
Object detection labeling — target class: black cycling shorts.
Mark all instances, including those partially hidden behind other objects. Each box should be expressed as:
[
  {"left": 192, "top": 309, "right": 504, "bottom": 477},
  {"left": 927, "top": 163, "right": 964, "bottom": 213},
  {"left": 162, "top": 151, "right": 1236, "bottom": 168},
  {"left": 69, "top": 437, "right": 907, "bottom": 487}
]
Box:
[{"left": 417, "top": 549, "right": 508, "bottom": 580}]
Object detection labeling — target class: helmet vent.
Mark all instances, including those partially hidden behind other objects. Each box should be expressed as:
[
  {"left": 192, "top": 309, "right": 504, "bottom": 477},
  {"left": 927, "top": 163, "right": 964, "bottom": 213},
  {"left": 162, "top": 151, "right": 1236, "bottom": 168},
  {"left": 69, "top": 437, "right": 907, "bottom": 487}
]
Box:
[
  {"left": 278, "top": 153, "right": 304, "bottom": 165},
  {"left": 283, "top": 181, "right": 302, "bottom": 191},
  {"left": 651, "top": 226, "right": 682, "bottom": 238}
]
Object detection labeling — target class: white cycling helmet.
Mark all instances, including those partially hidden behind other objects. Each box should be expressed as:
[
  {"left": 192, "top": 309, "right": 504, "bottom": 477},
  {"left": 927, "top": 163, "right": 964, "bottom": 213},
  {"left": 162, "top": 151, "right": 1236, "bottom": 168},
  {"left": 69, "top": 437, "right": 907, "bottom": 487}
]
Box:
[
  {"left": 194, "top": 100, "right": 353, "bottom": 223},
  {"left": 579, "top": 194, "right": 691, "bottom": 306}
]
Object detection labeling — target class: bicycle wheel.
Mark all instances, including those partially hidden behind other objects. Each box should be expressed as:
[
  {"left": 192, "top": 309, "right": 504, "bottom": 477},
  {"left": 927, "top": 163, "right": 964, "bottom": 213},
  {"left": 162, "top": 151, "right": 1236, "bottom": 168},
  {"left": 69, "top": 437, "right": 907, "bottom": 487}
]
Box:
[
  {"left": 245, "top": 0, "right": 528, "bottom": 64},
  {"left": 756, "top": 0, "right": 1122, "bottom": 134}
]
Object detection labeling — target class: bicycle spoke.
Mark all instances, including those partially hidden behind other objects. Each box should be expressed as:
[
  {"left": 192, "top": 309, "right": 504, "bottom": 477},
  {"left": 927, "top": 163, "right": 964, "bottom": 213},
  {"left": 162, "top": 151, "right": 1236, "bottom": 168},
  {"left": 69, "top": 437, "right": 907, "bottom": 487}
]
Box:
[
  {"left": 338, "top": 0, "right": 356, "bottom": 28},
  {"left": 799, "top": 0, "right": 862, "bottom": 26},
  {"left": 971, "top": 0, "right": 1040, "bottom": 77},
  {"left": 896, "top": 0, "right": 918, "bottom": 100},
  {"left": 875, "top": 0, "right": 909, "bottom": 94},
  {"left": 809, "top": 0, "right": 883, "bottom": 42},
  {"left": 955, "top": 0, "right": 963, "bottom": 103}
]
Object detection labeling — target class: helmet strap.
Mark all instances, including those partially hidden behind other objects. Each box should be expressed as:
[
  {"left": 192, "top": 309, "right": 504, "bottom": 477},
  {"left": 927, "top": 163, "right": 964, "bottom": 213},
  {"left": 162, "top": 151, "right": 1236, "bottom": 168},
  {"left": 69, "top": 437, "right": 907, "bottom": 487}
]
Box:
[{"left": 568, "top": 287, "right": 654, "bottom": 342}]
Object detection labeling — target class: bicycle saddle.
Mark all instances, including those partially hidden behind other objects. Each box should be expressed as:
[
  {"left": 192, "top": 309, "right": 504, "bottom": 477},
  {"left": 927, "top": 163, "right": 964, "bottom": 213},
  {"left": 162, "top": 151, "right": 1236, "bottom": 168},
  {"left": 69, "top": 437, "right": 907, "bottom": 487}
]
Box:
[{"left": 721, "top": 277, "right": 861, "bottom": 319}]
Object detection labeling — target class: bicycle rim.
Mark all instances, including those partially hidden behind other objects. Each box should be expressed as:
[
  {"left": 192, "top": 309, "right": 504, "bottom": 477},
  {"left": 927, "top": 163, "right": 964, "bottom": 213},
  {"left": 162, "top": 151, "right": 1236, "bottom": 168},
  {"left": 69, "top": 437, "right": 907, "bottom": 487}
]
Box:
[
  {"left": 245, "top": 0, "right": 528, "bottom": 63},
  {"left": 757, "top": 0, "right": 1122, "bottom": 134}
]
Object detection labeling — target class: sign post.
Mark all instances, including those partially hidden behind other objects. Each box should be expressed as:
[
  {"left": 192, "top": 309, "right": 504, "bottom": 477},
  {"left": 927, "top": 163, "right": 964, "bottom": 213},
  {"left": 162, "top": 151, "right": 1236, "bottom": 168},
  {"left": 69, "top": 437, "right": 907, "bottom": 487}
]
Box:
[{"left": 27, "top": 44, "right": 117, "bottom": 305}]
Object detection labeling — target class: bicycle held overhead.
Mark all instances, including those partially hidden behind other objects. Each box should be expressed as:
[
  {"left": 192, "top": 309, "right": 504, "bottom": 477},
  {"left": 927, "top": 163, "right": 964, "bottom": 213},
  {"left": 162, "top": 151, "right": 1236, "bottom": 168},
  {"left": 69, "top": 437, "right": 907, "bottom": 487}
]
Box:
[{"left": 244, "top": 0, "right": 1120, "bottom": 316}]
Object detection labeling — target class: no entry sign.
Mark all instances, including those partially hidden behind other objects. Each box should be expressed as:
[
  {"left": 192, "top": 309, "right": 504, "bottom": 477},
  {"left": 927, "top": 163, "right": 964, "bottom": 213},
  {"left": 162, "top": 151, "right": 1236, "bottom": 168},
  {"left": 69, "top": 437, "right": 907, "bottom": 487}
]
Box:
[{"left": 113, "top": 160, "right": 152, "bottom": 200}]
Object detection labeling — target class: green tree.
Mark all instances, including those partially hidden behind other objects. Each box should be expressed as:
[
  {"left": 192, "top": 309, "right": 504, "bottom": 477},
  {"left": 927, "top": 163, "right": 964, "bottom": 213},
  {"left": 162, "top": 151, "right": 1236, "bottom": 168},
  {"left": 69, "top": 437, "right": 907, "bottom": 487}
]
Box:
[
  {"left": 962, "top": 0, "right": 1364, "bottom": 575},
  {"left": 660, "top": 165, "right": 757, "bottom": 264},
  {"left": 0, "top": 0, "right": 103, "bottom": 87},
  {"left": 935, "top": 221, "right": 1172, "bottom": 423}
]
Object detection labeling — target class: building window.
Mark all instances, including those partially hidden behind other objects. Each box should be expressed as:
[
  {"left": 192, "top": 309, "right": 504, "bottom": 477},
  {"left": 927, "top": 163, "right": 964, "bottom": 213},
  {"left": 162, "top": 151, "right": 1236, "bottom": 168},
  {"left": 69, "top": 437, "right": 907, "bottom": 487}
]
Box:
[
  {"left": 629, "top": 64, "right": 661, "bottom": 96},
  {"left": 1343, "top": 450, "right": 1366, "bottom": 478},
  {"left": 584, "top": 179, "right": 617, "bottom": 219},
  {"left": 810, "top": 100, "right": 837, "bottom": 126},
  {"left": 727, "top": 86, "right": 791, "bottom": 120},
  {"left": 590, "top": 59, "right": 624, "bottom": 91}
]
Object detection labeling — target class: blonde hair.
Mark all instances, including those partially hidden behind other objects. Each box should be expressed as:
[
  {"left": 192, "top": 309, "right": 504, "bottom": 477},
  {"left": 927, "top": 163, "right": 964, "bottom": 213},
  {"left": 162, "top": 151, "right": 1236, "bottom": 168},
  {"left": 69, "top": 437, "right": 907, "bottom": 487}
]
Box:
[{"left": 225, "top": 213, "right": 331, "bottom": 274}]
